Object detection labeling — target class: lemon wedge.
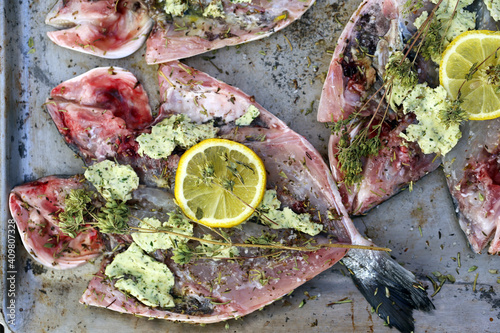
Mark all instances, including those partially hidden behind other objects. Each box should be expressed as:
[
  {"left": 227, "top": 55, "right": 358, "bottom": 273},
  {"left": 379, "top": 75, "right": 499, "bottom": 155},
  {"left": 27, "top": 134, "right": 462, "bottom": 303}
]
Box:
[
  {"left": 440, "top": 30, "right": 500, "bottom": 120},
  {"left": 174, "top": 138, "right": 266, "bottom": 228}
]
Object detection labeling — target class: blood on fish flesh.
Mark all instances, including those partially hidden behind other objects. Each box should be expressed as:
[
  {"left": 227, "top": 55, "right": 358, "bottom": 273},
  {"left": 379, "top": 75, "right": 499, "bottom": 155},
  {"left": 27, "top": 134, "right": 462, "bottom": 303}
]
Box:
[
  {"left": 9, "top": 176, "right": 104, "bottom": 269},
  {"left": 45, "top": 67, "right": 178, "bottom": 188},
  {"left": 317, "top": 0, "right": 440, "bottom": 215},
  {"left": 443, "top": 119, "right": 500, "bottom": 254},
  {"left": 46, "top": 0, "right": 154, "bottom": 59}
]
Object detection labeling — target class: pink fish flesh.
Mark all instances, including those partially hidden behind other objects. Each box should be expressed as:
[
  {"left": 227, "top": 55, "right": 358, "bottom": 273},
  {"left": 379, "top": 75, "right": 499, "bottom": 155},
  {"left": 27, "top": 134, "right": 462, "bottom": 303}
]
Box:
[
  {"left": 83, "top": 186, "right": 348, "bottom": 323},
  {"left": 145, "top": 0, "right": 315, "bottom": 64},
  {"left": 9, "top": 176, "right": 104, "bottom": 269},
  {"left": 443, "top": 119, "right": 500, "bottom": 254},
  {"left": 45, "top": 0, "right": 315, "bottom": 62},
  {"left": 329, "top": 115, "right": 440, "bottom": 214},
  {"left": 440, "top": 0, "right": 500, "bottom": 255},
  {"left": 46, "top": 0, "right": 154, "bottom": 59},
  {"left": 317, "top": 0, "right": 440, "bottom": 215},
  {"left": 45, "top": 67, "right": 179, "bottom": 188},
  {"left": 317, "top": 0, "right": 401, "bottom": 123}
]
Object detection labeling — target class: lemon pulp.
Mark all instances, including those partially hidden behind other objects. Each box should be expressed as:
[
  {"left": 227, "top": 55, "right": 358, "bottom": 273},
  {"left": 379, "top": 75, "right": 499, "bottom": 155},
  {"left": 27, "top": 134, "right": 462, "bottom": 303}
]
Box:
[
  {"left": 174, "top": 138, "right": 266, "bottom": 228},
  {"left": 440, "top": 30, "right": 500, "bottom": 120}
]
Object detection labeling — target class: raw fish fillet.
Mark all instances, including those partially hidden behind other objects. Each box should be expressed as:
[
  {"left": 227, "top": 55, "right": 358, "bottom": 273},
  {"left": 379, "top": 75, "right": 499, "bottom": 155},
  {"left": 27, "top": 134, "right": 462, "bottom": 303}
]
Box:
[
  {"left": 317, "top": 0, "right": 440, "bottom": 214},
  {"left": 9, "top": 176, "right": 104, "bottom": 269},
  {"left": 10, "top": 63, "right": 433, "bottom": 331},
  {"left": 46, "top": 0, "right": 154, "bottom": 59},
  {"left": 440, "top": 0, "right": 500, "bottom": 255}
]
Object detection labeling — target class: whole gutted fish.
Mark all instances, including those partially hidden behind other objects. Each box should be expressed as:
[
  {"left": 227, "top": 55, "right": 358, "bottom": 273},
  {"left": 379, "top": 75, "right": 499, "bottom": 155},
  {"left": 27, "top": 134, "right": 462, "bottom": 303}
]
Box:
[
  {"left": 317, "top": 0, "right": 440, "bottom": 214},
  {"left": 10, "top": 64, "right": 432, "bottom": 332},
  {"left": 46, "top": 0, "right": 154, "bottom": 59},
  {"left": 45, "top": 0, "right": 315, "bottom": 63}
]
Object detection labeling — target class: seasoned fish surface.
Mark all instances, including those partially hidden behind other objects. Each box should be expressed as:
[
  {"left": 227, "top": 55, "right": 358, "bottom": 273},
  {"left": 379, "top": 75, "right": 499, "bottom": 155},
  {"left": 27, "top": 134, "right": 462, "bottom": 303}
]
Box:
[
  {"left": 317, "top": 0, "right": 439, "bottom": 215},
  {"left": 9, "top": 176, "right": 104, "bottom": 269},
  {"left": 45, "top": 0, "right": 315, "bottom": 63},
  {"left": 45, "top": 67, "right": 178, "bottom": 188}
]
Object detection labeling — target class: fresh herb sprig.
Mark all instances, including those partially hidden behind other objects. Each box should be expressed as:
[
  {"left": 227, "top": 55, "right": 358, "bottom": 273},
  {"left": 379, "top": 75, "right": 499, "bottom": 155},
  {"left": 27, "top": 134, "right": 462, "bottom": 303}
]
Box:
[
  {"left": 94, "top": 199, "right": 130, "bottom": 234},
  {"left": 57, "top": 189, "right": 130, "bottom": 237},
  {"left": 57, "top": 189, "right": 94, "bottom": 238}
]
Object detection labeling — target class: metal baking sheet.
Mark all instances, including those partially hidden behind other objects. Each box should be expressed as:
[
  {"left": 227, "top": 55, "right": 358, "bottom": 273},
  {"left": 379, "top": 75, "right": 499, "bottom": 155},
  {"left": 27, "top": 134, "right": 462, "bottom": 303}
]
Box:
[{"left": 1, "top": 0, "right": 499, "bottom": 332}]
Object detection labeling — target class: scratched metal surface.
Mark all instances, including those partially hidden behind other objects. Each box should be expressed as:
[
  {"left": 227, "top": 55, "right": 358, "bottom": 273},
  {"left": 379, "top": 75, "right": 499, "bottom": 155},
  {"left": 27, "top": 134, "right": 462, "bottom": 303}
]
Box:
[{"left": 1, "top": 0, "right": 500, "bottom": 332}]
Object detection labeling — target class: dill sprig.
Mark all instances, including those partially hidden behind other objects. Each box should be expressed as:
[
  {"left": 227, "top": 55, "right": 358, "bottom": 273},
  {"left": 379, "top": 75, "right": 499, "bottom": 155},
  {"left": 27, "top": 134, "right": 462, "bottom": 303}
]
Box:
[
  {"left": 486, "top": 64, "right": 500, "bottom": 85},
  {"left": 418, "top": 19, "right": 444, "bottom": 61}
]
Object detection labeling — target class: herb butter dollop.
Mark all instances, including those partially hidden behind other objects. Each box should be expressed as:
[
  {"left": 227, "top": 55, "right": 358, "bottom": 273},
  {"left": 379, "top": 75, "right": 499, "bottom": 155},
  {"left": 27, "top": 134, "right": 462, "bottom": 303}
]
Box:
[
  {"left": 413, "top": 0, "right": 475, "bottom": 63},
  {"left": 257, "top": 190, "right": 323, "bottom": 236},
  {"left": 84, "top": 160, "right": 139, "bottom": 201},
  {"left": 132, "top": 214, "right": 193, "bottom": 253},
  {"left": 105, "top": 243, "right": 175, "bottom": 308},
  {"left": 161, "top": 0, "right": 188, "bottom": 16},
  {"left": 484, "top": 0, "right": 500, "bottom": 21},
  {"left": 136, "top": 114, "right": 217, "bottom": 159},
  {"left": 400, "top": 84, "right": 461, "bottom": 155},
  {"left": 235, "top": 105, "right": 261, "bottom": 126}
]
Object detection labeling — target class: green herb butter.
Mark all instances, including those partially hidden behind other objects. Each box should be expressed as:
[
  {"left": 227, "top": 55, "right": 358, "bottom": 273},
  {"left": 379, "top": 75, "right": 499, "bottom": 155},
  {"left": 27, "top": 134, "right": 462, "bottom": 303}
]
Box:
[
  {"left": 162, "top": 0, "right": 188, "bottom": 16},
  {"left": 235, "top": 105, "right": 261, "bottom": 126},
  {"left": 132, "top": 214, "right": 193, "bottom": 253},
  {"left": 484, "top": 0, "right": 500, "bottom": 21},
  {"left": 105, "top": 243, "right": 175, "bottom": 308},
  {"left": 203, "top": 1, "right": 225, "bottom": 18},
  {"left": 400, "top": 84, "right": 461, "bottom": 155},
  {"left": 84, "top": 160, "right": 139, "bottom": 202},
  {"left": 136, "top": 114, "right": 217, "bottom": 159},
  {"left": 414, "top": 0, "right": 475, "bottom": 63},
  {"left": 257, "top": 190, "right": 323, "bottom": 236}
]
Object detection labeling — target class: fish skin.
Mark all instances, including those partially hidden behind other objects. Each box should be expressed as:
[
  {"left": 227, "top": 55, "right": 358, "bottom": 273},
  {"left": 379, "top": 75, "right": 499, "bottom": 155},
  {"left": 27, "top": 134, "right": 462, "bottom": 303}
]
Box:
[
  {"left": 46, "top": 0, "right": 153, "bottom": 59},
  {"left": 45, "top": 67, "right": 178, "bottom": 188},
  {"left": 443, "top": 119, "right": 500, "bottom": 254},
  {"left": 9, "top": 175, "right": 104, "bottom": 269},
  {"left": 145, "top": 0, "right": 315, "bottom": 64},
  {"left": 317, "top": 0, "right": 440, "bottom": 215}
]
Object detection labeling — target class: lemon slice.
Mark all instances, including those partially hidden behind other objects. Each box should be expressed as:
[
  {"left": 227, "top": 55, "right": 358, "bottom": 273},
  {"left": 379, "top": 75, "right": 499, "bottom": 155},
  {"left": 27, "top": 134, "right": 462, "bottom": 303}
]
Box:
[
  {"left": 440, "top": 30, "right": 500, "bottom": 120},
  {"left": 174, "top": 138, "right": 266, "bottom": 228}
]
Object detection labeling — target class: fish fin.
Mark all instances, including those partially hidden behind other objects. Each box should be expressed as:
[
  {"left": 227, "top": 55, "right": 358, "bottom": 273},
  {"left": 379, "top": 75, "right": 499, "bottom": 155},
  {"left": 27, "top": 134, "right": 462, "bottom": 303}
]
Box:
[{"left": 342, "top": 248, "right": 434, "bottom": 333}]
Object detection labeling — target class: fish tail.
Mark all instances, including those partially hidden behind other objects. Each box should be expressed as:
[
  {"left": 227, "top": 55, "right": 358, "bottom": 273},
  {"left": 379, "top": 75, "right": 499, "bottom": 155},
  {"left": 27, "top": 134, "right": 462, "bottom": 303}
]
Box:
[{"left": 342, "top": 248, "right": 434, "bottom": 333}]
